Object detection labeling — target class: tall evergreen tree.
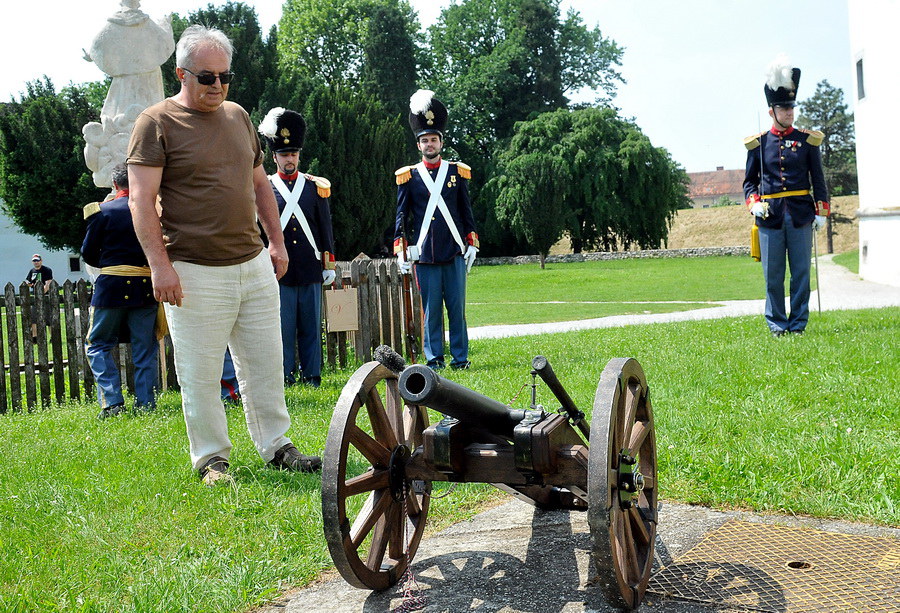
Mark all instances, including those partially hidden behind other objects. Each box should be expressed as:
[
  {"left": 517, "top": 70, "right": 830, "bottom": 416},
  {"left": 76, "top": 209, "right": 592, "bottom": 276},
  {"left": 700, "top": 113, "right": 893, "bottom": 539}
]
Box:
[
  {"left": 300, "top": 87, "right": 408, "bottom": 257},
  {"left": 0, "top": 78, "right": 106, "bottom": 252}
]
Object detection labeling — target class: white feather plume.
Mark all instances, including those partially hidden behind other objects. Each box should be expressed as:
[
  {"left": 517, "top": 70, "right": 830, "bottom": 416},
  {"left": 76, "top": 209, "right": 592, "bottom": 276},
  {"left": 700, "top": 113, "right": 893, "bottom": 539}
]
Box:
[
  {"left": 258, "top": 107, "right": 285, "bottom": 138},
  {"left": 765, "top": 54, "right": 795, "bottom": 90},
  {"left": 409, "top": 89, "right": 434, "bottom": 115}
]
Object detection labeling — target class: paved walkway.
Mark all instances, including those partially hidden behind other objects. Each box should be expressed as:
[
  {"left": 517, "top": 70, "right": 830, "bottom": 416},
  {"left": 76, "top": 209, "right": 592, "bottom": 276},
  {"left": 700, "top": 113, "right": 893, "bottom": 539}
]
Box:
[
  {"left": 257, "top": 256, "right": 899, "bottom": 613},
  {"left": 469, "top": 255, "right": 900, "bottom": 339},
  {"left": 261, "top": 501, "right": 900, "bottom": 613}
]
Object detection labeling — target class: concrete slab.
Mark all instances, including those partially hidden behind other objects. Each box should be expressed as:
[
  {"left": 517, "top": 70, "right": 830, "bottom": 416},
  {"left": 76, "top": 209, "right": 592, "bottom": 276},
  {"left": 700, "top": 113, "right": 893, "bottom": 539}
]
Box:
[{"left": 258, "top": 500, "right": 898, "bottom": 612}]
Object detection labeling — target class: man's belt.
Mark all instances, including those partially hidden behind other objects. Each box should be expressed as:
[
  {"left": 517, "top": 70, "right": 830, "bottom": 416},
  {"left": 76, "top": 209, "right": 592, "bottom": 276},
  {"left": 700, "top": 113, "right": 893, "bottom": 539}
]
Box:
[
  {"left": 761, "top": 189, "right": 810, "bottom": 200},
  {"left": 97, "top": 265, "right": 167, "bottom": 338},
  {"left": 99, "top": 265, "right": 152, "bottom": 276}
]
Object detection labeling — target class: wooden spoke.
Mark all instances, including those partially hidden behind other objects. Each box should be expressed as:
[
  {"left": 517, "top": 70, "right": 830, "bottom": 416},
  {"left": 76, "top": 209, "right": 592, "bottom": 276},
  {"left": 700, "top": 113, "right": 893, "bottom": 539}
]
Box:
[
  {"left": 385, "top": 379, "right": 404, "bottom": 441},
  {"left": 322, "top": 360, "right": 432, "bottom": 590},
  {"left": 405, "top": 485, "right": 423, "bottom": 516},
  {"left": 387, "top": 503, "right": 406, "bottom": 561},
  {"left": 620, "top": 511, "right": 641, "bottom": 580},
  {"left": 629, "top": 419, "right": 650, "bottom": 452},
  {"left": 365, "top": 387, "right": 400, "bottom": 450},
  {"left": 627, "top": 505, "right": 652, "bottom": 546},
  {"left": 350, "top": 490, "right": 392, "bottom": 548},
  {"left": 343, "top": 469, "right": 390, "bottom": 498},
  {"left": 366, "top": 514, "right": 390, "bottom": 571},
  {"left": 588, "top": 358, "right": 657, "bottom": 610},
  {"left": 347, "top": 424, "right": 391, "bottom": 467}
]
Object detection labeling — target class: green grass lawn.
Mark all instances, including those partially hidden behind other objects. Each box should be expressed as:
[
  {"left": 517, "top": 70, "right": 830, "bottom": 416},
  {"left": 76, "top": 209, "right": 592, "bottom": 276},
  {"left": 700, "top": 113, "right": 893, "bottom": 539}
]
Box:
[
  {"left": 0, "top": 256, "right": 896, "bottom": 612},
  {"left": 833, "top": 248, "right": 859, "bottom": 274},
  {"left": 466, "top": 256, "right": 768, "bottom": 326},
  {"left": 1, "top": 307, "right": 897, "bottom": 612}
]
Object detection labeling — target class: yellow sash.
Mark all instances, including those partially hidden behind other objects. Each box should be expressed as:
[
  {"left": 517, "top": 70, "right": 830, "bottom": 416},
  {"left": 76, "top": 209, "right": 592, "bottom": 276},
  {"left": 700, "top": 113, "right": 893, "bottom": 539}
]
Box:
[
  {"left": 750, "top": 225, "right": 761, "bottom": 262},
  {"left": 99, "top": 265, "right": 151, "bottom": 276},
  {"left": 96, "top": 265, "right": 167, "bottom": 338},
  {"left": 760, "top": 189, "right": 810, "bottom": 200}
]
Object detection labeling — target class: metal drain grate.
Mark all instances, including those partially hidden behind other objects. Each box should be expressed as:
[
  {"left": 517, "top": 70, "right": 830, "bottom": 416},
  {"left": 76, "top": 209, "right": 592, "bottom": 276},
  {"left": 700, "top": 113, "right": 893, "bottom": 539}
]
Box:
[{"left": 648, "top": 519, "right": 900, "bottom": 612}]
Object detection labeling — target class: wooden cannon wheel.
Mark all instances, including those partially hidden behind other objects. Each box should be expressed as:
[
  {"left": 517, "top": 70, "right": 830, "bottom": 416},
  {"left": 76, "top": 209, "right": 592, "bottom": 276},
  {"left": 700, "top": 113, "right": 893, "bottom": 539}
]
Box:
[
  {"left": 587, "top": 358, "right": 658, "bottom": 610},
  {"left": 322, "top": 361, "right": 432, "bottom": 590}
]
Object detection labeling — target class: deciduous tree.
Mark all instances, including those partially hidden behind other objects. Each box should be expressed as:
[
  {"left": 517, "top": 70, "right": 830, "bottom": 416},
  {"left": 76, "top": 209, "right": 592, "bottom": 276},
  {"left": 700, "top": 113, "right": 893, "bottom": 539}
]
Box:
[
  {"left": 797, "top": 80, "right": 857, "bottom": 252},
  {"left": 0, "top": 78, "right": 106, "bottom": 252},
  {"left": 489, "top": 107, "right": 689, "bottom": 261},
  {"left": 278, "top": 0, "right": 420, "bottom": 118}
]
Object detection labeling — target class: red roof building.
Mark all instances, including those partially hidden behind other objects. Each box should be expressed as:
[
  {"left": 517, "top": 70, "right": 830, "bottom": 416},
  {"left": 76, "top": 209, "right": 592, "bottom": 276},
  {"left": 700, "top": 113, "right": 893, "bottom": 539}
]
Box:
[{"left": 687, "top": 167, "right": 745, "bottom": 208}]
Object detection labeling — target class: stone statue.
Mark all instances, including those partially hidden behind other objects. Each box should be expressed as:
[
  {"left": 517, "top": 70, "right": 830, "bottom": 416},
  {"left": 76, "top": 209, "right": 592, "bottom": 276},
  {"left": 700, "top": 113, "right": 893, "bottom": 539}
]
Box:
[{"left": 82, "top": 0, "right": 174, "bottom": 188}]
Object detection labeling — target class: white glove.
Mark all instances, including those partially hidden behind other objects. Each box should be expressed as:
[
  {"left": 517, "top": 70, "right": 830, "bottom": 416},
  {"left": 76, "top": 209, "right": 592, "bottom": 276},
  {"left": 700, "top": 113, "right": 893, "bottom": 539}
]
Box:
[
  {"left": 812, "top": 215, "right": 826, "bottom": 231},
  {"left": 397, "top": 253, "right": 411, "bottom": 274},
  {"left": 750, "top": 202, "right": 766, "bottom": 218},
  {"left": 464, "top": 245, "right": 478, "bottom": 273},
  {"left": 322, "top": 269, "right": 336, "bottom": 286}
]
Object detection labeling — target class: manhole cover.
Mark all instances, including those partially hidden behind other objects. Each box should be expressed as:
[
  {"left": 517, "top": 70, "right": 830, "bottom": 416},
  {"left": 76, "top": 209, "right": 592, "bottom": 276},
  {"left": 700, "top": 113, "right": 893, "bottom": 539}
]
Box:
[{"left": 648, "top": 519, "right": 900, "bottom": 612}]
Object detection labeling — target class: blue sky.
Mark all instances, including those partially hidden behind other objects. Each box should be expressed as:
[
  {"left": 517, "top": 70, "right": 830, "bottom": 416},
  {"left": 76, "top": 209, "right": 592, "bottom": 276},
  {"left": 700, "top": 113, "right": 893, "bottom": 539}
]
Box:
[{"left": 1, "top": 0, "right": 853, "bottom": 173}]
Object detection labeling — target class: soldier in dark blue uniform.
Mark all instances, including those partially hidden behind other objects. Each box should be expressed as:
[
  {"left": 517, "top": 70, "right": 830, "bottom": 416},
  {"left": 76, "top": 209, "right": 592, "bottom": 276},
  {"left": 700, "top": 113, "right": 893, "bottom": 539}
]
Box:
[
  {"left": 258, "top": 108, "right": 336, "bottom": 387},
  {"left": 394, "top": 90, "right": 479, "bottom": 370},
  {"left": 743, "top": 56, "right": 829, "bottom": 336},
  {"left": 81, "top": 163, "right": 160, "bottom": 418}
]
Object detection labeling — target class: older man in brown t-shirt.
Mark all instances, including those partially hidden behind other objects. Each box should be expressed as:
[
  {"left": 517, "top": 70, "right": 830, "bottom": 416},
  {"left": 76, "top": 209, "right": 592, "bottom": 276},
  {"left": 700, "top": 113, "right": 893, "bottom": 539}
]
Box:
[{"left": 127, "top": 25, "right": 321, "bottom": 485}]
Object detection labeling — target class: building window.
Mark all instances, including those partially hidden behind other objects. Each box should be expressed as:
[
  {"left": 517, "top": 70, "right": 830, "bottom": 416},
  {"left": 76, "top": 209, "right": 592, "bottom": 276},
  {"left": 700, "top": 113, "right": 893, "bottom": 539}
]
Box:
[
  {"left": 69, "top": 256, "right": 82, "bottom": 273},
  {"left": 856, "top": 58, "right": 865, "bottom": 100}
]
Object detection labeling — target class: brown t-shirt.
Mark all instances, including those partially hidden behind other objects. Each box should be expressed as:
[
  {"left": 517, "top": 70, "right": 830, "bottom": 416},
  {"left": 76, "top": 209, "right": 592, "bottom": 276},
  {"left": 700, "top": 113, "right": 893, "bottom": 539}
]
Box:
[{"left": 127, "top": 98, "right": 265, "bottom": 266}]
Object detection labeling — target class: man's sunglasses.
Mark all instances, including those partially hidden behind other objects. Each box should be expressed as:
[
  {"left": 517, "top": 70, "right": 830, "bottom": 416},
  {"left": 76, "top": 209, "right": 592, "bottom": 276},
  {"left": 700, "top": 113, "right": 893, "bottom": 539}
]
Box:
[{"left": 182, "top": 68, "right": 235, "bottom": 85}]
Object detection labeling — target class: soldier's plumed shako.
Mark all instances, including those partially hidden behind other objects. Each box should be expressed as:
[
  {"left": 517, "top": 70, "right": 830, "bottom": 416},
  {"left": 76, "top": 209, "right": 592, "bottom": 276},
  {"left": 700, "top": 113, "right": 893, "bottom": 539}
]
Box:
[
  {"left": 408, "top": 89, "right": 448, "bottom": 138},
  {"left": 258, "top": 107, "right": 306, "bottom": 152},
  {"left": 764, "top": 54, "right": 801, "bottom": 107}
]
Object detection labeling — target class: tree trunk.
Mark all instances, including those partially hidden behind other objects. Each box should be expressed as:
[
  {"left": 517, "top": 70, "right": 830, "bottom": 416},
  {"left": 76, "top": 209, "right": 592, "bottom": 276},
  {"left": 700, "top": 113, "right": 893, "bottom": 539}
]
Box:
[
  {"left": 826, "top": 216, "right": 834, "bottom": 254},
  {"left": 539, "top": 253, "right": 546, "bottom": 269}
]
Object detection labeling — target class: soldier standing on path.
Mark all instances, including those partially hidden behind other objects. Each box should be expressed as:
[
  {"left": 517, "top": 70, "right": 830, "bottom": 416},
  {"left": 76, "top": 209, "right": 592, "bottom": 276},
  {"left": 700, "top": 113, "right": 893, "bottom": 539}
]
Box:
[
  {"left": 81, "top": 163, "right": 159, "bottom": 419},
  {"left": 258, "top": 107, "right": 336, "bottom": 388},
  {"left": 394, "top": 90, "right": 479, "bottom": 371},
  {"left": 743, "top": 55, "right": 829, "bottom": 337}
]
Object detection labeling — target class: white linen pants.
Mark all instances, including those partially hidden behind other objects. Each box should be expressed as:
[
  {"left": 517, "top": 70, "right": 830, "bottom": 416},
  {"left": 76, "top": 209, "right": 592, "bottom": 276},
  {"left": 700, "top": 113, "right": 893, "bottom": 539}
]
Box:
[{"left": 166, "top": 250, "right": 292, "bottom": 470}]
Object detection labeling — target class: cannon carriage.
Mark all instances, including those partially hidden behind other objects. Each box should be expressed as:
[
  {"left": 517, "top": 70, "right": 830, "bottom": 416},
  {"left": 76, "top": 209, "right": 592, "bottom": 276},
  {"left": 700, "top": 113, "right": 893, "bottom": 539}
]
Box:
[{"left": 321, "top": 346, "right": 658, "bottom": 610}]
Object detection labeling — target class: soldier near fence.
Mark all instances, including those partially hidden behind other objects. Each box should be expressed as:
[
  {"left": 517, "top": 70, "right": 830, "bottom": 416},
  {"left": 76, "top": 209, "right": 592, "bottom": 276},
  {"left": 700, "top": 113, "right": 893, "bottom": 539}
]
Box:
[
  {"left": 393, "top": 90, "right": 479, "bottom": 371},
  {"left": 81, "top": 163, "right": 159, "bottom": 419},
  {"left": 743, "top": 55, "right": 829, "bottom": 336},
  {"left": 258, "top": 107, "right": 336, "bottom": 388}
]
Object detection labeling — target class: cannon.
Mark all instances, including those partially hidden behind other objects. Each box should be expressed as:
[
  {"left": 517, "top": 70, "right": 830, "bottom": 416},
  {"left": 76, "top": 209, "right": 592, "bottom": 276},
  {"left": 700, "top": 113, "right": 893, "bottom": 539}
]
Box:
[{"left": 321, "top": 346, "right": 657, "bottom": 610}]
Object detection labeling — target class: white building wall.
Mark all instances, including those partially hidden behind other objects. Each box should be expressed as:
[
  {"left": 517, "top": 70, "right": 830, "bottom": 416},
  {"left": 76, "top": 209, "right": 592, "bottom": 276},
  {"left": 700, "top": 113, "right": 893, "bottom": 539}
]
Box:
[
  {"left": 0, "top": 203, "right": 87, "bottom": 288},
  {"left": 848, "top": 0, "right": 900, "bottom": 286}
]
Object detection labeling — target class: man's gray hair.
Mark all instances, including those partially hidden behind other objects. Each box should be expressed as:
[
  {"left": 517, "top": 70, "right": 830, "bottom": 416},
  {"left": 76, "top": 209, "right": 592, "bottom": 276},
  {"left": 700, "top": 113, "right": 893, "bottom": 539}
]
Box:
[
  {"left": 176, "top": 25, "right": 234, "bottom": 70},
  {"left": 111, "top": 163, "right": 128, "bottom": 189}
]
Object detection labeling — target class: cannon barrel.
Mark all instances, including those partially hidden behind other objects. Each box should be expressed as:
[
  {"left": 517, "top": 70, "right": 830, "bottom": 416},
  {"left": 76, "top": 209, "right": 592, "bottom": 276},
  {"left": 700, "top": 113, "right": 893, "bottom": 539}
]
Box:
[
  {"left": 398, "top": 365, "right": 522, "bottom": 435},
  {"left": 532, "top": 355, "right": 590, "bottom": 439}
]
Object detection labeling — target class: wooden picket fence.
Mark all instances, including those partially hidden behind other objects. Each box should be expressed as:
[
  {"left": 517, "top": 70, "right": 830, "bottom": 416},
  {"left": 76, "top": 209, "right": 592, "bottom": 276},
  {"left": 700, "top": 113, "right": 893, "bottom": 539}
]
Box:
[{"left": 0, "top": 257, "right": 421, "bottom": 413}]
